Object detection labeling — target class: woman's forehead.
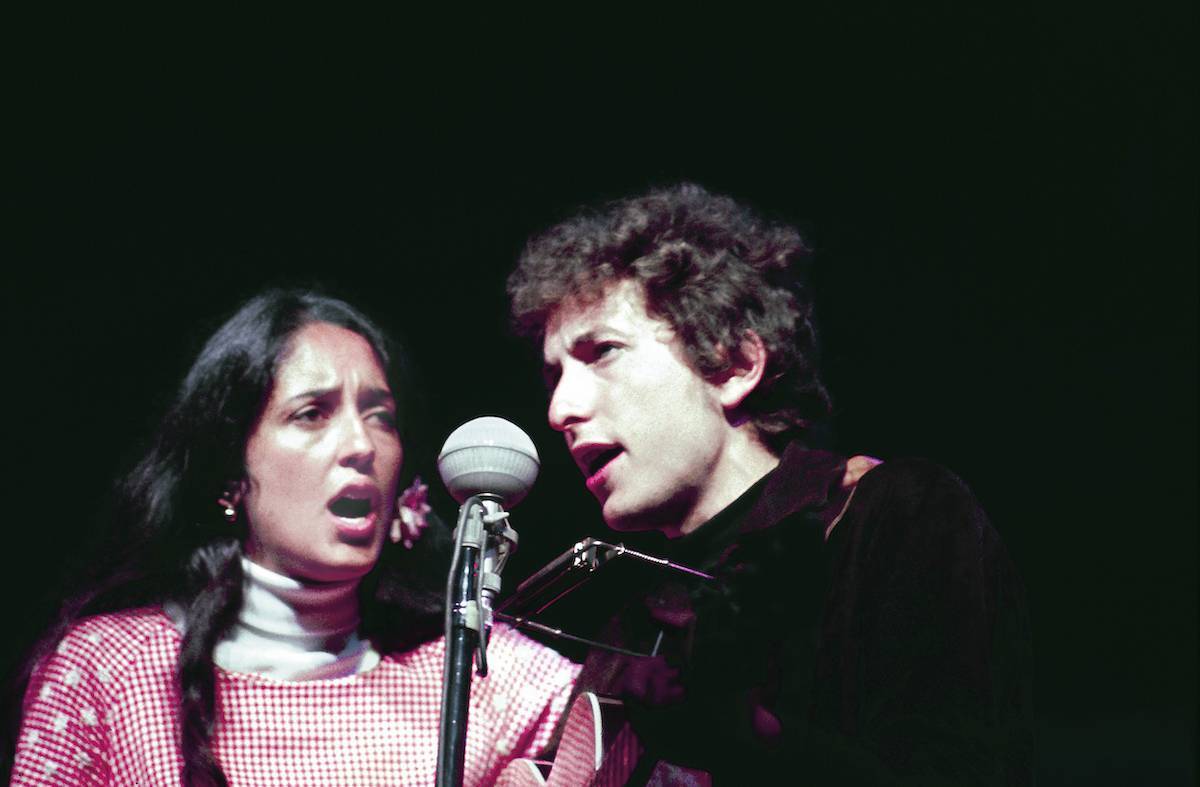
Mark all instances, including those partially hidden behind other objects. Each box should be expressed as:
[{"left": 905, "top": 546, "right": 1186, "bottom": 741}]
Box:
[{"left": 271, "top": 322, "right": 391, "bottom": 398}]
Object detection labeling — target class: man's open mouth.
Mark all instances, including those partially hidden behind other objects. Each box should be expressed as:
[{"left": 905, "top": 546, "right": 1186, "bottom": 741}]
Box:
[{"left": 586, "top": 447, "right": 623, "bottom": 477}]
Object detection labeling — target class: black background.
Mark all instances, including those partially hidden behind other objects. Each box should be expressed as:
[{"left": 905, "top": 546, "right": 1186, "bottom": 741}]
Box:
[{"left": 4, "top": 7, "right": 1194, "bottom": 783}]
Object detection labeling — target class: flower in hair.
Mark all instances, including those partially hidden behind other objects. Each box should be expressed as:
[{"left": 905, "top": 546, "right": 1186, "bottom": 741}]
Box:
[{"left": 393, "top": 476, "right": 432, "bottom": 549}]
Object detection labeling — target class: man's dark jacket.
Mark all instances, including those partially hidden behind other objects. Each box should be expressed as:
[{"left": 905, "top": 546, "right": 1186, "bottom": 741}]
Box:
[{"left": 572, "top": 444, "right": 1034, "bottom": 785}]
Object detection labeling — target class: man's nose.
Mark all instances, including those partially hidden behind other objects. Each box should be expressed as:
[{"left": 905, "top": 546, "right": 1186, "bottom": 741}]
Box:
[{"left": 547, "top": 366, "right": 593, "bottom": 433}]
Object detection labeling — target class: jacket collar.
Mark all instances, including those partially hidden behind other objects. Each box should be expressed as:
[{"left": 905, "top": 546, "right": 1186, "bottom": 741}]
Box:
[
  {"left": 666, "top": 443, "right": 847, "bottom": 568},
  {"left": 739, "top": 442, "right": 847, "bottom": 535}
]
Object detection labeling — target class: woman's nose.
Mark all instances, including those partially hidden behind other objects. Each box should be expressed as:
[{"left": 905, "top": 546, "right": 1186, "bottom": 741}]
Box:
[{"left": 338, "top": 413, "right": 376, "bottom": 469}]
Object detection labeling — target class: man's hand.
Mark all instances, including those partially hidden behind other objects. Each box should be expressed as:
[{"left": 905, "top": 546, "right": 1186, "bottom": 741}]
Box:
[
  {"left": 842, "top": 455, "right": 882, "bottom": 489},
  {"left": 616, "top": 655, "right": 686, "bottom": 707}
]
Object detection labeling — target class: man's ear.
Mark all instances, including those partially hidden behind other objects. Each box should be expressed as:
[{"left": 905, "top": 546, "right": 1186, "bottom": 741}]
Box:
[{"left": 716, "top": 330, "right": 767, "bottom": 411}]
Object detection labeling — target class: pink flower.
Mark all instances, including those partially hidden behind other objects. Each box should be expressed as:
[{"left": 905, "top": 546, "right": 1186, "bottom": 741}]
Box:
[{"left": 394, "top": 476, "right": 432, "bottom": 549}]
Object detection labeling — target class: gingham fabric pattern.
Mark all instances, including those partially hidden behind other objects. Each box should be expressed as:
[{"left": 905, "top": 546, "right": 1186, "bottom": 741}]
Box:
[{"left": 12, "top": 608, "right": 580, "bottom": 786}]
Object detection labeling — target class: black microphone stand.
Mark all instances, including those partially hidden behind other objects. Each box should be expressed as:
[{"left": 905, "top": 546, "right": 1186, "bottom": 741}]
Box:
[{"left": 435, "top": 494, "right": 518, "bottom": 787}]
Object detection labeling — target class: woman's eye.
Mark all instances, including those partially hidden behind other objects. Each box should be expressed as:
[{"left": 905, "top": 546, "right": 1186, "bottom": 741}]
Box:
[
  {"left": 370, "top": 409, "right": 398, "bottom": 428},
  {"left": 292, "top": 407, "right": 326, "bottom": 423}
]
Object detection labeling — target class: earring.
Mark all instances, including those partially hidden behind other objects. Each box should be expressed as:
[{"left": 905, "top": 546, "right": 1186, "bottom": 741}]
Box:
[{"left": 217, "top": 489, "right": 240, "bottom": 523}]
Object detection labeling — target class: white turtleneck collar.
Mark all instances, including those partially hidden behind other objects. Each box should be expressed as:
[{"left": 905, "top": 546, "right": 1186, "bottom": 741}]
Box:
[{"left": 207, "top": 557, "right": 381, "bottom": 681}]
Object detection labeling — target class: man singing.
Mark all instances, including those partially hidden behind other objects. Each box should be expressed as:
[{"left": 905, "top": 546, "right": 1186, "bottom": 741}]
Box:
[{"left": 507, "top": 183, "right": 1032, "bottom": 784}]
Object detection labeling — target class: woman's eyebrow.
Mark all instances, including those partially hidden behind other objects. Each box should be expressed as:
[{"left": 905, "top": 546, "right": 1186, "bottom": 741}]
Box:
[
  {"left": 359, "top": 386, "right": 396, "bottom": 407},
  {"left": 283, "top": 387, "right": 339, "bottom": 405}
]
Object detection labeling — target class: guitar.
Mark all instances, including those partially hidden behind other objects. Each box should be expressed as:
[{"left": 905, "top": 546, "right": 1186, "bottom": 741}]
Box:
[{"left": 494, "top": 692, "right": 711, "bottom": 787}]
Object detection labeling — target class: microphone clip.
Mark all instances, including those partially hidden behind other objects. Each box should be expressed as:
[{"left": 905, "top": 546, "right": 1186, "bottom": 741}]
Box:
[{"left": 448, "top": 494, "right": 520, "bottom": 676}]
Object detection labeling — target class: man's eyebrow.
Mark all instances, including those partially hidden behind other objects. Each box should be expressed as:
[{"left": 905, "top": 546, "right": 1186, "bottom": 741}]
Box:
[
  {"left": 543, "top": 328, "right": 598, "bottom": 368},
  {"left": 566, "top": 329, "right": 600, "bottom": 355}
]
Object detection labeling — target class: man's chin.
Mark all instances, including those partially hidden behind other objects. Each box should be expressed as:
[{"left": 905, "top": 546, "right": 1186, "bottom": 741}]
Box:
[{"left": 601, "top": 498, "right": 675, "bottom": 535}]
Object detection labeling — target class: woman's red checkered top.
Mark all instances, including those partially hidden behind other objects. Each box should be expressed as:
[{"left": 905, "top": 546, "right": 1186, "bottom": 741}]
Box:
[{"left": 12, "top": 608, "right": 580, "bottom": 786}]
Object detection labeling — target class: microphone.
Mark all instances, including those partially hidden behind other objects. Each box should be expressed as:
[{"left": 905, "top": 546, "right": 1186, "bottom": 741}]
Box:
[
  {"left": 434, "top": 417, "right": 540, "bottom": 786},
  {"left": 437, "top": 416, "right": 539, "bottom": 638},
  {"left": 437, "top": 416, "right": 540, "bottom": 505}
]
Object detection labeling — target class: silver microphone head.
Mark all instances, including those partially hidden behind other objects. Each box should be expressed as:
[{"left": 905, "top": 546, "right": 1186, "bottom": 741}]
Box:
[{"left": 437, "top": 416, "right": 540, "bottom": 506}]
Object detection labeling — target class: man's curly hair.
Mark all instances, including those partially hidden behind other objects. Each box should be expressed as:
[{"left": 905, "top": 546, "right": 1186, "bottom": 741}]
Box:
[{"left": 508, "top": 183, "right": 831, "bottom": 453}]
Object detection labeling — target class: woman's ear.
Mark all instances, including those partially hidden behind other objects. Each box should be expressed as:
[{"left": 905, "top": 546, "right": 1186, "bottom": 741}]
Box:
[{"left": 717, "top": 330, "right": 768, "bottom": 411}]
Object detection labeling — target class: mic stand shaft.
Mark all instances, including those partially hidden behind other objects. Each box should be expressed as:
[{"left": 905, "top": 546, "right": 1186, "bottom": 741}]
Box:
[
  {"left": 435, "top": 496, "right": 519, "bottom": 787},
  {"left": 436, "top": 497, "right": 485, "bottom": 787}
]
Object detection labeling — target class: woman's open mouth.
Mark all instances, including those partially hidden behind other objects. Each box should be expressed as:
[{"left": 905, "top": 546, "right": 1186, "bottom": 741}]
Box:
[{"left": 327, "top": 490, "right": 379, "bottom": 538}]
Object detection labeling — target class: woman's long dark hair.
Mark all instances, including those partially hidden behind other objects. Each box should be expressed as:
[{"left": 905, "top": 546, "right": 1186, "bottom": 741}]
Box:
[{"left": 4, "top": 290, "right": 448, "bottom": 787}]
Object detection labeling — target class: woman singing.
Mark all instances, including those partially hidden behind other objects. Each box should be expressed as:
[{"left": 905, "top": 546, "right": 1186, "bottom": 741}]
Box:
[{"left": 7, "top": 290, "right": 579, "bottom": 785}]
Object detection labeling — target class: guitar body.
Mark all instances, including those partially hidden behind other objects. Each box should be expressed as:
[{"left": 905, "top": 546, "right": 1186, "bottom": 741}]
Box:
[{"left": 494, "top": 692, "right": 711, "bottom": 786}]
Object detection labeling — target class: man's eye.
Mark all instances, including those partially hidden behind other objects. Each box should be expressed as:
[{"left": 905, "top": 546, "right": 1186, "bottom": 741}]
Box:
[{"left": 593, "top": 342, "right": 621, "bottom": 360}]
